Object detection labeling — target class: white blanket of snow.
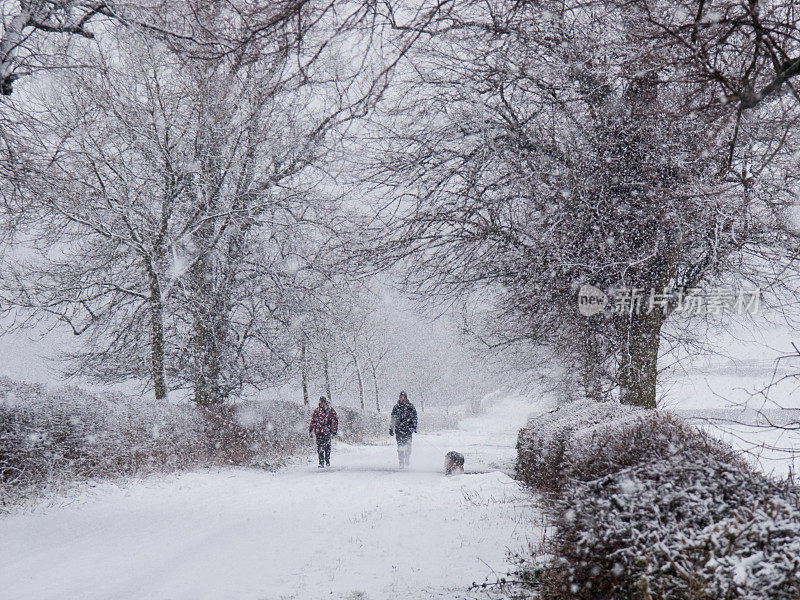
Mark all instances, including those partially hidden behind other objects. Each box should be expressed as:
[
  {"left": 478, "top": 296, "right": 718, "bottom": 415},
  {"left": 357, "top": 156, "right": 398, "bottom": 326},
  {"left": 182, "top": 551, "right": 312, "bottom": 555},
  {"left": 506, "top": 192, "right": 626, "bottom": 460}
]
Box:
[{"left": 0, "top": 394, "right": 542, "bottom": 600}]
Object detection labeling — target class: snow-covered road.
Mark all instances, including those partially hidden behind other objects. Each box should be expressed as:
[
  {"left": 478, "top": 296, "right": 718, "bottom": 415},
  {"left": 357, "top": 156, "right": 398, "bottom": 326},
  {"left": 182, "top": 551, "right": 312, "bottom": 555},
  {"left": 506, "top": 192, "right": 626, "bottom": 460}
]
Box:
[{"left": 0, "top": 394, "right": 541, "bottom": 600}]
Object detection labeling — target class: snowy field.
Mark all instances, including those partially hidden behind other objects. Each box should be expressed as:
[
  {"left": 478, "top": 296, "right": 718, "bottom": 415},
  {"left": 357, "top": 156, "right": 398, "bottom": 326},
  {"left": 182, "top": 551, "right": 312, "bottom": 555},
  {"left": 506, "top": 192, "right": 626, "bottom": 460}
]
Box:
[
  {"left": 0, "top": 395, "right": 542, "bottom": 600},
  {"left": 674, "top": 405, "right": 800, "bottom": 478},
  {"left": 660, "top": 323, "right": 800, "bottom": 477}
]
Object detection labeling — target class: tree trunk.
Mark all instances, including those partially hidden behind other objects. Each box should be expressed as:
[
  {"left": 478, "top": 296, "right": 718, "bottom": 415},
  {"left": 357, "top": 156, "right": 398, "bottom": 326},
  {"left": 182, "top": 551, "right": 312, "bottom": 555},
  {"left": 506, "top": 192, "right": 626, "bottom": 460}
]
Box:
[
  {"left": 370, "top": 360, "right": 380, "bottom": 412},
  {"left": 350, "top": 351, "right": 365, "bottom": 410},
  {"left": 323, "top": 352, "right": 332, "bottom": 403},
  {"left": 192, "top": 317, "right": 223, "bottom": 406},
  {"left": 616, "top": 227, "right": 677, "bottom": 409},
  {"left": 189, "top": 253, "right": 227, "bottom": 406},
  {"left": 301, "top": 343, "right": 309, "bottom": 406},
  {"left": 618, "top": 309, "right": 663, "bottom": 409},
  {"left": 578, "top": 324, "right": 606, "bottom": 403},
  {"left": 0, "top": 12, "right": 31, "bottom": 95},
  {"left": 145, "top": 265, "right": 168, "bottom": 401}
]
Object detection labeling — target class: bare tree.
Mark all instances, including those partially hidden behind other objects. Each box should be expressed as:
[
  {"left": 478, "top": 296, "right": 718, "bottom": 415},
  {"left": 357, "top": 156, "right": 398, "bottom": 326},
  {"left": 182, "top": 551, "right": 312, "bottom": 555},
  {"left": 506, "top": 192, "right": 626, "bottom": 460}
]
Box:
[
  {"left": 0, "top": 0, "right": 412, "bottom": 94},
  {"left": 364, "top": 327, "right": 390, "bottom": 412},
  {"left": 0, "top": 26, "right": 356, "bottom": 402},
  {"left": 363, "top": 0, "right": 800, "bottom": 408},
  {"left": 347, "top": 344, "right": 365, "bottom": 410},
  {"left": 300, "top": 341, "right": 310, "bottom": 405},
  {"left": 336, "top": 304, "right": 367, "bottom": 410},
  {"left": 615, "top": 0, "right": 800, "bottom": 112},
  {"left": 0, "top": 0, "right": 450, "bottom": 402},
  {"left": 0, "top": 0, "right": 114, "bottom": 95},
  {"left": 1, "top": 37, "right": 196, "bottom": 398}
]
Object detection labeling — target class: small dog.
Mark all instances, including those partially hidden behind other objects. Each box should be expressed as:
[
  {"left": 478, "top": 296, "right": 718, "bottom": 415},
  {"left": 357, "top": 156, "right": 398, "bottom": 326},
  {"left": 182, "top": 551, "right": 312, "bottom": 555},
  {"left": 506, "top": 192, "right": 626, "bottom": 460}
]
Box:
[{"left": 444, "top": 451, "right": 465, "bottom": 475}]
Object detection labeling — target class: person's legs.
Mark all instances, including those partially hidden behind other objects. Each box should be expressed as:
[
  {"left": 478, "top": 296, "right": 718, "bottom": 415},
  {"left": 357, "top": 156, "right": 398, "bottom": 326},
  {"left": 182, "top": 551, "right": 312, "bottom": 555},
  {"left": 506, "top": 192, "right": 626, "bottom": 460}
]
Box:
[
  {"left": 324, "top": 436, "right": 332, "bottom": 466},
  {"left": 397, "top": 435, "right": 412, "bottom": 468},
  {"left": 315, "top": 434, "right": 327, "bottom": 467}
]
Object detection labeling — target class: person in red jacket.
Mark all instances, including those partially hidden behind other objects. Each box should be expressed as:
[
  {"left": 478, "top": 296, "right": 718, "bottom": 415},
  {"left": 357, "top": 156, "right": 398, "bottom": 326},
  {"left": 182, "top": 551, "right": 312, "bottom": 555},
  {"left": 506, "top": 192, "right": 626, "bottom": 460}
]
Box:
[{"left": 309, "top": 396, "right": 338, "bottom": 467}]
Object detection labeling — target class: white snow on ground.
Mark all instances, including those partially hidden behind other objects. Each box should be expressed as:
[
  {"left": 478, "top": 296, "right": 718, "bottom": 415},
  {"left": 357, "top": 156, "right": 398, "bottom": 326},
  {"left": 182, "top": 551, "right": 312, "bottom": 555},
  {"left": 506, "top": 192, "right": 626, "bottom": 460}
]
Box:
[
  {"left": 0, "top": 393, "right": 543, "bottom": 600},
  {"left": 661, "top": 323, "right": 800, "bottom": 477}
]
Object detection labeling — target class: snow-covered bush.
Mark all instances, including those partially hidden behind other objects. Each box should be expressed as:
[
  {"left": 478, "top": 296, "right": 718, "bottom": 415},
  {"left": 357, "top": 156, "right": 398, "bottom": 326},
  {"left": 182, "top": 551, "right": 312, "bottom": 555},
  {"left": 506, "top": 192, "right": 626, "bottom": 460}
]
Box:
[
  {"left": 515, "top": 399, "right": 639, "bottom": 492},
  {"left": 673, "top": 496, "right": 800, "bottom": 599},
  {"left": 0, "top": 377, "right": 383, "bottom": 509},
  {"left": 542, "top": 451, "right": 794, "bottom": 599},
  {"left": 0, "top": 377, "right": 206, "bottom": 505},
  {"left": 516, "top": 401, "right": 742, "bottom": 494},
  {"left": 575, "top": 411, "right": 744, "bottom": 490},
  {"left": 515, "top": 400, "right": 799, "bottom": 600},
  {"left": 336, "top": 406, "right": 385, "bottom": 443}
]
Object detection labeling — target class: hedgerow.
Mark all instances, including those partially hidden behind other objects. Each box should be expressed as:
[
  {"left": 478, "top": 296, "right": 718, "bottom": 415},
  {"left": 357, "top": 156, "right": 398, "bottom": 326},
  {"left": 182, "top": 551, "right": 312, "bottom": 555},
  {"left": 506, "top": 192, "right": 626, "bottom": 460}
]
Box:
[
  {"left": 514, "top": 400, "right": 799, "bottom": 600},
  {"left": 0, "top": 377, "right": 383, "bottom": 510}
]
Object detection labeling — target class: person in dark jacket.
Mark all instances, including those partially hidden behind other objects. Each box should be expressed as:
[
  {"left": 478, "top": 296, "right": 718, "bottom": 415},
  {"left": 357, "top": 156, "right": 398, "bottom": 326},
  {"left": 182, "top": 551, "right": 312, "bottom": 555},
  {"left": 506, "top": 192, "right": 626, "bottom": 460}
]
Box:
[
  {"left": 309, "top": 396, "right": 338, "bottom": 467},
  {"left": 389, "top": 391, "right": 418, "bottom": 469}
]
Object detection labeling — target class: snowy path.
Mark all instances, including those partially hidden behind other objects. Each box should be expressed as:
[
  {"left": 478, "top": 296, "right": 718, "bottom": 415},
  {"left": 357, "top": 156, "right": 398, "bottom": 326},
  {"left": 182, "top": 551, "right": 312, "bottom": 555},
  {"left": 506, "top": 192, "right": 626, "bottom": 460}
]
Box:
[{"left": 0, "top": 395, "right": 541, "bottom": 600}]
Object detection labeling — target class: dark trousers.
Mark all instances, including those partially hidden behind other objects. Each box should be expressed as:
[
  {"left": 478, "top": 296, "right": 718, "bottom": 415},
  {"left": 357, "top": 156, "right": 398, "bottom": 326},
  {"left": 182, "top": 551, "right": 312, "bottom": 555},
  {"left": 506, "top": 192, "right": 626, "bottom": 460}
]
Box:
[{"left": 316, "top": 433, "right": 332, "bottom": 466}]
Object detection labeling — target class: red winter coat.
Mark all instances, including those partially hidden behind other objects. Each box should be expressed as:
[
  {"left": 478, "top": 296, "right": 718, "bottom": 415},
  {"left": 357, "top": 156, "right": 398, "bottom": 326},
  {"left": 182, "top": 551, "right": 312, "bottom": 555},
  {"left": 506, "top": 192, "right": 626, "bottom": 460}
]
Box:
[{"left": 309, "top": 406, "right": 338, "bottom": 435}]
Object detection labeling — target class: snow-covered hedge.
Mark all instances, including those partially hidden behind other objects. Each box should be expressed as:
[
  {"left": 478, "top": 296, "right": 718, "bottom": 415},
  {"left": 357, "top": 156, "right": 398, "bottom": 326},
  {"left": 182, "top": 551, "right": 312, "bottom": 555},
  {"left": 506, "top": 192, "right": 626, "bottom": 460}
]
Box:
[
  {"left": 516, "top": 400, "right": 743, "bottom": 493},
  {"left": 516, "top": 399, "right": 637, "bottom": 492},
  {"left": 515, "top": 400, "right": 800, "bottom": 600},
  {"left": 0, "top": 377, "right": 383, "bottom": 509},
  {"left": 677, "top": 495, "right": 800, "bottom": 600}
]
